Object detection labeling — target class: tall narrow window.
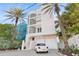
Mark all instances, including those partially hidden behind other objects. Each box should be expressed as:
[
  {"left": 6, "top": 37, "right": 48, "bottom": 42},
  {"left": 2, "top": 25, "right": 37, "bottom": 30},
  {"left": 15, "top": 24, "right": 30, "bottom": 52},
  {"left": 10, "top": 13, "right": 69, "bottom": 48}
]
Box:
[
  {"left": 37, "top": 28, "right": 40, "bottom": 32},
  {"left": 39, "top": 27, "right": 42, "bottom": 32},
  {"left": 37, "top": 27, "right": 42, "bottom": 33}
]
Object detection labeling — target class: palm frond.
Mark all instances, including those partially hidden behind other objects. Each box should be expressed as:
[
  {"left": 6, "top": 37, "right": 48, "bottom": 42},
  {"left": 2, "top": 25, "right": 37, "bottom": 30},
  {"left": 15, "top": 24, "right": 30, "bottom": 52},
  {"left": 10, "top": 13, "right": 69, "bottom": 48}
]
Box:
[
  {"left": 42, "top": 3, "right": 53, "bottom": 16},
  {"left": 42, "top": 4, "right": 53, "bottom": 11},
  {"left": 11, "top": 19, "right": 15, "bottom": 22},
  {"left": 48, "top": 7, "right": 53, "bottom": 16},
  {"left": 42, "top": 3, "right": 60, "bottom": 16},
  {"left": 43, "top": 7, "right": 52, "bottom": 13},
  {"left": 42, "top": 3, "right": 49, "bottom": 5},
  {"left": 4, "top": 14, "right": 13, "bottom": 17},
  {"left": 55, "top": 23, "right": 59, "bottom": 29},
  {"left": 42, "top": 3, "right": 53, "bottom": 6},
  {"left": 4, "top": 8, "right": 26, "bottom": 25}
]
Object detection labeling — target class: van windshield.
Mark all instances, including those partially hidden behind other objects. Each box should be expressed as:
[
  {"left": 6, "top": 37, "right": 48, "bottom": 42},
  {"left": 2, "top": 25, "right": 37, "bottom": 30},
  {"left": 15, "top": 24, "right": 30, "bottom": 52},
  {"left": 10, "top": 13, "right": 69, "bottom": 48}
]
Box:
[{"left": 37, "top": 43, "right": 45, "bottom": 46}]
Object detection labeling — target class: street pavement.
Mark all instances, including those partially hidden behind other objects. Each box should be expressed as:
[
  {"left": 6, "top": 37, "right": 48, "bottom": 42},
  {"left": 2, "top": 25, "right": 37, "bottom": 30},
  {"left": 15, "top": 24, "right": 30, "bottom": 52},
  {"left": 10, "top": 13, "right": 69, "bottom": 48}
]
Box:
[{"left": 0, "top": 49, "right": 64, "bottom": 56}]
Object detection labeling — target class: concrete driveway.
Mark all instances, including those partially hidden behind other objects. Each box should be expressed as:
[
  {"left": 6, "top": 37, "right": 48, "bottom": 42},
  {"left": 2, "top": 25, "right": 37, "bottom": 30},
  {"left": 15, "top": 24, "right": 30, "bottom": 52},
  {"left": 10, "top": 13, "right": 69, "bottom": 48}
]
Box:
[{"left": 0, "top": 49, "right": 64, "bottom": 56}]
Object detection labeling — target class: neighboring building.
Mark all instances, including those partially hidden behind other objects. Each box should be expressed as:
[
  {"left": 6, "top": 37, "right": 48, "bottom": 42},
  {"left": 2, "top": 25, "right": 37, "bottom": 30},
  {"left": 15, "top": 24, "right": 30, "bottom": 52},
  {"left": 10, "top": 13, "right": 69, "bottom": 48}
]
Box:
[{"left": 25, "top": 7, "right": 60, "bottom": 50}]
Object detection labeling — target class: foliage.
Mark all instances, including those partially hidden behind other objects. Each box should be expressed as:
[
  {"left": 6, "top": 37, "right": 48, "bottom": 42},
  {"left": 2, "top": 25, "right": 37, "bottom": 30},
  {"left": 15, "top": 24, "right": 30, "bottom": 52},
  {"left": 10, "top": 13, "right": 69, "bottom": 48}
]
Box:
[
  {"left": 5, "top": 8, "right": 26, "bottom": 40},
  {"left": 42, "top": 3, "right": 60, "bottom": 16},
  {"left": 0, "top": 24, "right": 13, "bottom": 39},
  {"left": 0, "top": 39, "right": 21, "bottom": 49},
  {"left": 68, "top": 45, "right": 79, "bottom": 54},
  {"left": 0, "top": 24, "right": 21, "bottom": 49},
  {"left": 61, "top": 3, "right": 79, "bottom": 38},
  {"left": 5, "top": 8, "right": 26, "bottom": 26}
]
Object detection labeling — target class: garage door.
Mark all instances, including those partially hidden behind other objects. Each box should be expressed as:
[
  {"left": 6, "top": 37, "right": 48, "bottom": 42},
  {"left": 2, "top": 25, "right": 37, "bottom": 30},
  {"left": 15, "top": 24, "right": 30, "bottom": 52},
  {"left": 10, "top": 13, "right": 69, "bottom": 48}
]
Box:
[{"left": 45, "top": 39, "right": 58, "bottom": 49}]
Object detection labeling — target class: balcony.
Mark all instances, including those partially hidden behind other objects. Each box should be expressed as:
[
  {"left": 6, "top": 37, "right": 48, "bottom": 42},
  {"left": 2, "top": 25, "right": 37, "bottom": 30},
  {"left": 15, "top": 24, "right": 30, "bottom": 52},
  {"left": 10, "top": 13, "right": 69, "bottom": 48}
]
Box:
[
  {"left": 29, "top": 18, "right": 36, "bottom": 25},
  {"left": 28, "top": 13, "right": 41, "bottom": 25},
  {"left": 29, "top": 13, "right": 36, "bottom": 18},
  {"left": 29, "top": 25, "right": 42, "bottom": 34}
]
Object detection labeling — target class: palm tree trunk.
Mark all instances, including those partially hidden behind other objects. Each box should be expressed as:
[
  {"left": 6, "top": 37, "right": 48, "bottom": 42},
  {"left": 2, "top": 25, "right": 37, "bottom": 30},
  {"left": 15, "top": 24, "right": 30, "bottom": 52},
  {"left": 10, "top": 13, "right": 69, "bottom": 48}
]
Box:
[
  {"left": 57, "top": 13, "right": 69, "bottom": 48},
  {"left": 12, "top": 17, "right": 18, "bottom": 40}
]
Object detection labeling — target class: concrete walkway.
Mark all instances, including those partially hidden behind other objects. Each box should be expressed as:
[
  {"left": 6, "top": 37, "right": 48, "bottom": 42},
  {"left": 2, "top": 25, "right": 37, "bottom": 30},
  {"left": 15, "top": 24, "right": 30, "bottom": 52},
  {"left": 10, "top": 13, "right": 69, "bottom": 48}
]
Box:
[{"left": 0, "top": 49, "right": 64, "bottom": 56}]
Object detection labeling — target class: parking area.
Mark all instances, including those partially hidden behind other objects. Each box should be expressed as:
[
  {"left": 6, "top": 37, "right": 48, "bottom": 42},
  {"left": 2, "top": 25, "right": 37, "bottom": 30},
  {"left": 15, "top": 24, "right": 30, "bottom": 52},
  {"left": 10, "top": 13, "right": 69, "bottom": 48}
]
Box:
[{"left": 0, "top": 49, "right": 64, "bottom": 56}]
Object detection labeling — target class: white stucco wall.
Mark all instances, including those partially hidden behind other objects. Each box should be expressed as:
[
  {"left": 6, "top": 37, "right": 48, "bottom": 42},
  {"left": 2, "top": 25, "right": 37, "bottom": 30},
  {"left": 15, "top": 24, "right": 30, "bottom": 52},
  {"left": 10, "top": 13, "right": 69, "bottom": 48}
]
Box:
[{"left": 41, "top": 12, "right": 56, "bottom": 34}]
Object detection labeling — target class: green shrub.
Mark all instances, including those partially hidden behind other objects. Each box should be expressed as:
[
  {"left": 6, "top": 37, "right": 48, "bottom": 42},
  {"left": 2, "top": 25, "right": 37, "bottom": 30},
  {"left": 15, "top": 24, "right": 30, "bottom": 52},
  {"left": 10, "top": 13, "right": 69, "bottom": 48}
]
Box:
[
  {"left": 69, "top": 45, "right": 79, "bottom": 54},
  {"left": 0, "top": 24, "right": 22, "bottom": 50},
  {"left": 0, "top": 39, "right": 21, "bottom": 50}
]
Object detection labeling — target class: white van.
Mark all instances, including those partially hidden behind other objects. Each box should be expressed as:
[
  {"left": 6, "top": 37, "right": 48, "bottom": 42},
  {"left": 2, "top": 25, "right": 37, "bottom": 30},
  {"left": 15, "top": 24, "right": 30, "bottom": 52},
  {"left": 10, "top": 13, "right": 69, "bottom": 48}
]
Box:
[{"left": 35, "top": 43, "right": 48, "bottom": 53}]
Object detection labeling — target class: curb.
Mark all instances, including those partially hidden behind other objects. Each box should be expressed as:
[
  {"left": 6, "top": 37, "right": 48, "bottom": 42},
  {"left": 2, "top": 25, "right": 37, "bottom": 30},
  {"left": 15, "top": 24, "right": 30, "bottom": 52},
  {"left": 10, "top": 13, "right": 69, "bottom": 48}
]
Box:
[{"left": 56, "top": 51, "right": 67, "bottom": 56}]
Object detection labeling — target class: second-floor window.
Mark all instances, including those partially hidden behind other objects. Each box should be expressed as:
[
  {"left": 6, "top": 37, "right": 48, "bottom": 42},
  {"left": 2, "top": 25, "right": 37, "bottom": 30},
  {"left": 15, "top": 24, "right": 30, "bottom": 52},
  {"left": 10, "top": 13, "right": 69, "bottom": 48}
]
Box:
[
  {"left": 29, "top": 26, "right": 36, "bottom": 33},
  {"left": 30, "top": 13, "right": 36, "bottom": 18},
  {"left": 37, "top": 27, "right": 42, "bottom": 33},
  {"left": 30, "top": 18, "right": 36, "bottom": 25}
]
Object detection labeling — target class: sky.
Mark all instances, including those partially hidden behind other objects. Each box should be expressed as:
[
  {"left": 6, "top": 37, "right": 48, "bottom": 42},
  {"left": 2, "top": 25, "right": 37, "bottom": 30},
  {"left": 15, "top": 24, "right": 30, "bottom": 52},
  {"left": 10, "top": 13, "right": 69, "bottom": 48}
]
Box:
[
  {"left": 0, "top": 3, "right": 67, "bottom": 24},
  {"left": 0, "top": 3, "right": 40, "bottom": 24}
]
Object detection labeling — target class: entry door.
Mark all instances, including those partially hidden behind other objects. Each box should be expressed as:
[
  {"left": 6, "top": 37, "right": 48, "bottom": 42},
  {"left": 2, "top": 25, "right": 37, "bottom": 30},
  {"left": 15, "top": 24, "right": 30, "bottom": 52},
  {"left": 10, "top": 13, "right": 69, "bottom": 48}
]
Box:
[{"left": 29, "top": 37, "right": 36, "bottom": 49}]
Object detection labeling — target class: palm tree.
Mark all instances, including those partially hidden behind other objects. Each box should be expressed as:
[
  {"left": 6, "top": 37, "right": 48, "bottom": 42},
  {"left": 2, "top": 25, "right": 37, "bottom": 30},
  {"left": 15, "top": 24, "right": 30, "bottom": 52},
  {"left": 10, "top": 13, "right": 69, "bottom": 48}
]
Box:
[
  {"left": 5, "top": 8, "right": 26, "bottom": 40},
  {"left": 42, "top": 3, "right": 68, "bottom": 48}
]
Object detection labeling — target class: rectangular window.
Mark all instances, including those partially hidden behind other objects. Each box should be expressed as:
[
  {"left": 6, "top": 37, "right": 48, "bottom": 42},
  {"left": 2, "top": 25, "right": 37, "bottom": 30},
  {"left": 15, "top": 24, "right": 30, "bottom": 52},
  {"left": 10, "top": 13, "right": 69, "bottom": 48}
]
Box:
[
  {"left": 29, "top": 26, "right": 36, "bottom": 33},
  {"left": 30, "top": 18, "right": 36, "bottom": 25},
  {"left": 39, "top": 27, "right": 42, "bottom": 32},
  {"left": 30, "top": 13, "right": 36, "bottom": 18},
  {"left": 37, "top": 27, "right": 42, "bottom": 33}
]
